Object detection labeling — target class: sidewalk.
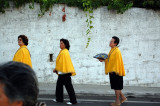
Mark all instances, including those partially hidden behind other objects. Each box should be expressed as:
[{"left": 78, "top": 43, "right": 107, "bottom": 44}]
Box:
[{"left": 39, "top": 83, "right": 160, "bottom": 98}]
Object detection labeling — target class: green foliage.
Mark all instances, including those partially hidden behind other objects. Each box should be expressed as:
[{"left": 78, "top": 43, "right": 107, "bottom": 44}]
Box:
[
  {"left": 37, "top": 0, "right": 56, "bottom": 16},
  {"left": 131, "top": 0, "right": 160, "bottom": 9},
  {"left": 0, "top": 0, "right": 10, "bottom": 13},
  {"left": 107, "top": 0, "right": 133, "bottom": 14},
  {"left": 1, "top": 0, "right": 160, "bottom": 14},
  {"left": 142, "top": 0, "right": 160, "bottom": 9},
  {"left": 82, "top": 0, "right": 94, "bottom": 48}
]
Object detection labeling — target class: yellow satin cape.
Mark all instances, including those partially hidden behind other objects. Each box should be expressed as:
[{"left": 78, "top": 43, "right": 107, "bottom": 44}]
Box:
[
  {"left": 55, "top": 49, "right": 76, "bottom": 76},
  {"left": 13, "top": 45, "right": 32, "bottom": 68},
  {"left": 105, "top": 47, "right": 125, "bottom": 76}
]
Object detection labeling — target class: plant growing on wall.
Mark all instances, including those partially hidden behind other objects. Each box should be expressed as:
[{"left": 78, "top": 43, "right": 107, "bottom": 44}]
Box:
[
  {"left": 1, "top": 0, "right": 160, "bottom": 15},
  {"left": 82, "top": 0, "right": 94, "bottom": 48},
  {"left": 107, "top": 0, "right": 133, "bottom": 14},
  {"left": 37, "top": 0, "right": 56, "bottom": 17}
]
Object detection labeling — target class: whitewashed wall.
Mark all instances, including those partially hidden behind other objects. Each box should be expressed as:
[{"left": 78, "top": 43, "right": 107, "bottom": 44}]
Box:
[{"left": 0, "top": 4, "right": 160, "bottom": 87}]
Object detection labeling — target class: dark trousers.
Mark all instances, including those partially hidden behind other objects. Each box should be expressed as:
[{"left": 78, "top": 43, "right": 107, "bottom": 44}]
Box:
[
  {"left": 109, "top": 72, "right": 123, "bottom": 90},
  {"left": 56, "top": 73, "right": 77, "bottom": 104}
]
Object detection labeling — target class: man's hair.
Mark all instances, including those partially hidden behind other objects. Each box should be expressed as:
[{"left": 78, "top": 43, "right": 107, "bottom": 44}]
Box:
[
  {"left": 0, "top": 61, "right": 39, "bottom": 106},
  {"left": 18, "top": 35, "right": 28, "bottom": 46},
  {"left": 112, "top": 36, "right": 120, "bottom": 46},
  {"left": 60, "top": 38, "right": 70, "bottom": 50}
]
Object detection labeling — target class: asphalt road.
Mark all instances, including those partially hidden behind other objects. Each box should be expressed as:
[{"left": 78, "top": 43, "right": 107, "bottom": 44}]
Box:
[{"left": 38, "top": 94, "right": 160, "bottom": 106}]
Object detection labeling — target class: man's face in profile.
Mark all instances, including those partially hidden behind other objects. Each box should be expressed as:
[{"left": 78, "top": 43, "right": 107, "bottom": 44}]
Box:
[
  {"left": 0, "top": 84, "right": 23, "bottom": 106},
  {"left": 109, "top": 38, "right": 116, "bottom": 47}
]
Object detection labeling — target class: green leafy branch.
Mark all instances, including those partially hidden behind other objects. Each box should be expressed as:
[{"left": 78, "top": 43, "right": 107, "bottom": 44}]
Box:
[
  {"left": 108, "top": 0, "right": 133, "bottom": 14},
  {"left": 82, "top": 0, "right": 94, "bottom": 48}
]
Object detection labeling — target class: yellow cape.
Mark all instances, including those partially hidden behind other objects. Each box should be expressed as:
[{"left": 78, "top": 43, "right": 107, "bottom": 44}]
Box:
[
  {"left": 105, "top": 47, "right": 125, "bottom": 76},
  {"left": 55, "top": 49, "right": 76, "bottom": 76},
  {"left": 13, "top": 45, "right": 32, "bottom": 68}
]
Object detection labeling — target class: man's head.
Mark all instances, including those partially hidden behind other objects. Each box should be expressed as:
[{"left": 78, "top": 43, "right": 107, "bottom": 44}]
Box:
[
  {"left": 0, "top": 61, "right": 39, "bottom": 106},
  {"left": 109, "top": 36, "right": 120, "bottom": 48},
  {"left": 18, "top": 35, "right": 28, "bottom": 47},
  {"left": 60, "top": 38, "right": 70, "bottom": 50}
]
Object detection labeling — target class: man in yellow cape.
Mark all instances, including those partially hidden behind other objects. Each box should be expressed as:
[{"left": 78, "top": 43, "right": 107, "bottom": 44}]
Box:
[
  {"left": 13, "top": 35, "right": 32, "bottom": 68},
  {"left": 53, "top": 39, "right": 77, "bottom": 105},
  {"left": 55, "top": 48, "right": 76, "bottom": 76},
  {"left": 105, "top": 46, "right": 125, "bottom": 76},
  {"left": 99, "top": 36, "right": 127, "bottom": 106}
]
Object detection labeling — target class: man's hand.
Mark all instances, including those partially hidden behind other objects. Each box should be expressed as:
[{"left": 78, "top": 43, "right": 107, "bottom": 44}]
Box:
[
  {"left": 98, "top": 58, "right": 105, "bottom": 62},
  {"left": 53, "top": 69, "right": 58, "bottom": 74}
]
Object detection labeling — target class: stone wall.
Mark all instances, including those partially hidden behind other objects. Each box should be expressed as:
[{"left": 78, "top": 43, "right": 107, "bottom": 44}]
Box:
[{"left": 0, "top": 4, "right": 160, "bottom": 87}]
